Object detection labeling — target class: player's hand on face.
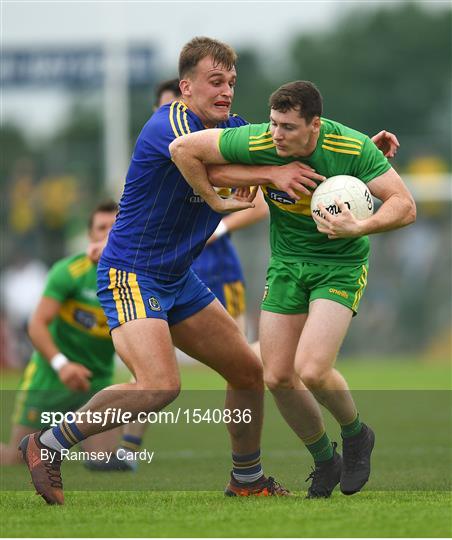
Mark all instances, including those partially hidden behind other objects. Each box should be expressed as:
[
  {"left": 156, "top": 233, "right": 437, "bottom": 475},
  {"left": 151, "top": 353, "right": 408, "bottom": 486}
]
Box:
[
  {"left": 314, "top": 199, "right": 364, "bottom": 239},
  {"left": 59, "top": 362, "right": 92, "bottom": 392},
  {"left": 271, "top": 162, "right": 326, "bottom": 200},
  {"left": 371, "top": 130, "right": 400, "bottom": 158}
]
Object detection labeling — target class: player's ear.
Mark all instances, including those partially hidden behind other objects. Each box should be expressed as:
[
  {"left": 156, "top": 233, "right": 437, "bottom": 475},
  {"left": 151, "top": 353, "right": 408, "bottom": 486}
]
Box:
[
  {"left": 312, "top": 116, "right": 321, "bottom": 133},
  {"left": 179, "top": 79, "right": 191, "bottom": 98}
]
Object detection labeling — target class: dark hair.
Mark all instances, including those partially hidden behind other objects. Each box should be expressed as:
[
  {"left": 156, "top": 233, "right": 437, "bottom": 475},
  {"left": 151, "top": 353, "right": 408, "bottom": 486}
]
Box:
[
  {"left": 88, "top": 200, "right": 118, "bottom": 229},
  {"left": 179, "top": 36, "right": 237, "bottom": 79},
  {"left": 269, "top": 81, "right": 323, "bottom": 123},
  {"left": 154, "top": 78, "right": 181, "bottom": 107}
]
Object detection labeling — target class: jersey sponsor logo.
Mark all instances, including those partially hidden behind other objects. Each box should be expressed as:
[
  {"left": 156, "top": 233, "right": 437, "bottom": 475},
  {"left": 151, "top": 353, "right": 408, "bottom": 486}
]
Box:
[
  {"left": 74, "top": 309, "right": 96, "bottom": 329},
  {"left": 328, "top": 288, "right": 349, "bottom": 299},
  {"left": 266, "top": 188, "right": 295, "bottom": 205},
  {"left": 148, "top": 296, "right": 161, "bottom": 312}
]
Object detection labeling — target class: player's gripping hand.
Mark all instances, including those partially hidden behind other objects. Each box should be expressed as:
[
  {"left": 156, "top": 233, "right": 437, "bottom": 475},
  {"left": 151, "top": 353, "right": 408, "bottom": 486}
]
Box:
[
  {"left": 269, "top": 162, "right": 326, "bottom": 200},
  {"left": 205, "top": 189, "right": 256, "bottom": 214},
  {"left": 59, "top": 362, "right": 92, "bottom": 392},
  {"left": 314, "top": 199, "right": 364, "bottom": 239},
  {"left": 371, "top": 130, "right": 400, "bottom": 158}
]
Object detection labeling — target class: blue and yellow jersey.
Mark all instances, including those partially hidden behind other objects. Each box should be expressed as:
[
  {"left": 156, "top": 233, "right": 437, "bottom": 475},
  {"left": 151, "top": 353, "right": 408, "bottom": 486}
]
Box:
[
  {"left": 100, "top": 101, "right": 247, "bottom": 281},
  {"left": 34, "top": 253, "right": 115, "bottom": 379}
]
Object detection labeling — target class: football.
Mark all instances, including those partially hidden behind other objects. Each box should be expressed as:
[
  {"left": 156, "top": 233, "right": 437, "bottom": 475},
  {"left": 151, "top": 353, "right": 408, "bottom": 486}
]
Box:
[{"left": 311, "top": 175, "right": 374, "bottom": 221}]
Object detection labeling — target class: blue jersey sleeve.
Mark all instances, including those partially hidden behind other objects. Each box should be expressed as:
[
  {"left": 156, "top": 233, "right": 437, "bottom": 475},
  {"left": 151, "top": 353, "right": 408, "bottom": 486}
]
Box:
[
  {"left": 133, "top": 101, "right": 202, "bottom": 164},
  {"left": 222, "top": 114, "right": 249, "bottom": 128}
]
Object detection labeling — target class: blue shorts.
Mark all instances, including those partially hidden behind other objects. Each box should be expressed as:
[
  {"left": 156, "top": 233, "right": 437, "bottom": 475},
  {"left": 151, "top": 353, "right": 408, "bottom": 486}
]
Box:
[
  {"left": 97, "top": 265, "right": 215, "bottom": 331},
  {"left": 207, "top": 280, "right": 246, "bottom": 318}
]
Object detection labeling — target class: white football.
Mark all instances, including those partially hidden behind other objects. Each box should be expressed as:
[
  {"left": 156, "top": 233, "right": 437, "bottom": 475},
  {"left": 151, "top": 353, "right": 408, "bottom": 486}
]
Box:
[{"left": 311, "top": 175, "right": 374, "bottom": 221}]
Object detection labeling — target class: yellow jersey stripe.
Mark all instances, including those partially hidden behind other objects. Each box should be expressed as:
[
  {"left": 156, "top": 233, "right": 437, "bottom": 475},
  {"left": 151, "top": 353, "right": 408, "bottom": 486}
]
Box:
[
  {"left": 182, "top": 110, "right": 191, "bottom": 134},
  {"left": 324, "top": 134, "right": 363, "bottom": 146},
  {"left": 323, "top": 139, "right": 362, "bottom": 150},
  {"left": 119, "top": 270, "right": 132, "bottom": 322},
  {"left": 109, "top": 268, "right": 125, "bottom": 325},
  {"left": 249, "top": 131, "right": 271, "bottom": 140},
  {"left": 249, "top": 143, "right": 275, "bottom": 152},
  {"left": 118, "top": 270, "right": 131, "bottom": 322},
  {"left": 322, "top": 144, "right": 361, "bottom": 156},
  {"left": 68, "top": 257, "right": 89, "bottom": 273},
  {"left": 69, "top": 258, "right": 92, "bottom": 278},
  {"left": 169, "top": 101, "right": 182, "bottom": 138},
  {"left": 249, "top": 137, "right": 273, "bottom": 145},
  {"left": 176, "top": 104, "right": 187, "bottom": 136},
  {"left": 128, "top": 272, "right": 146, "bottom": 318}
]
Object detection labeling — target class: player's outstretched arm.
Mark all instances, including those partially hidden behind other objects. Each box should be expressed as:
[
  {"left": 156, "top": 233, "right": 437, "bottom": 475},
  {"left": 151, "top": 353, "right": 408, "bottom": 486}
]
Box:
[
  {"left": 170, "top": 130, "right": 254, "bottom": 213},
  {"left": 28, "top": 297, "right": 92, "bottom": 391}
]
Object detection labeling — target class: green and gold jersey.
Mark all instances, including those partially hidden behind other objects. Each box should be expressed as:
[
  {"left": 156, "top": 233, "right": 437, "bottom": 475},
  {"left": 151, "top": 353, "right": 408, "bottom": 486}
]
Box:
[
  {"left": 219, "top": 118, "right": 391, "bottom": 265},
  {"left": 33, "top": 253, "right": 115, "bottom": 378}
]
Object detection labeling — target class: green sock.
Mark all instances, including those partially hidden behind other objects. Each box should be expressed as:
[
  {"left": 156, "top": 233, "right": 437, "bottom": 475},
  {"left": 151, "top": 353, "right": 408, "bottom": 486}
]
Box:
[
  {"left": 304, "top": 432, "right": 334, "bottom": 463},
  {"left": 341, "top": 414, "right": 363, "bottom": 438}
]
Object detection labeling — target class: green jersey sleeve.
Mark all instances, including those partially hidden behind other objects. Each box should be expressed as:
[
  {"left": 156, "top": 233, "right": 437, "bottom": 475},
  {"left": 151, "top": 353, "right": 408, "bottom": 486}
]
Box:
[
  {"left": 219, "top": 123, "right": 272, "bottom": 164},
  {"left": 43, "top": 258, "right": 77, "bottom": 303},
  {"left": 353, "top": 136, "right": 391, "bottom": 183}
]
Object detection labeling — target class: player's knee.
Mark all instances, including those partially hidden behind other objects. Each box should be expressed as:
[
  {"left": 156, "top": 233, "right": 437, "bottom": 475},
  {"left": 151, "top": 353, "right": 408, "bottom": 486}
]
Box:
[
  {"left": 229, "top": 357, "right": 263, "bottom": 390},
  {"left": 135, "top": 381, "right": 181, "bottom": 410},
  {"left": 298, "top": 365, "right": 328, "bottom": 390},
  {"left": 264, "top": 369, "right": 297, "bottom": 390}
]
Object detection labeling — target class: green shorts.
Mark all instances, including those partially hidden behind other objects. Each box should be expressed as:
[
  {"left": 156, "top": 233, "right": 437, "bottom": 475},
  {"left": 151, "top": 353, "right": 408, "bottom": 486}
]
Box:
[
  {"left": 13, "top": 357, "right": 113, "bottom": 429},
  {"left": 261, "top": 257, "right": 369, "bottom": 315}
]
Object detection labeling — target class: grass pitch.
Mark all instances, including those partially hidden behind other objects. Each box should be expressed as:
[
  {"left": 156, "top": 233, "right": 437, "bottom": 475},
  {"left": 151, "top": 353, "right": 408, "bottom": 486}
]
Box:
[
  {"left": 1, "top": 359, "right": 451, "bottom": 537},
  {"left": 1, "top": 491, "right": 451, "bottom": 537}
]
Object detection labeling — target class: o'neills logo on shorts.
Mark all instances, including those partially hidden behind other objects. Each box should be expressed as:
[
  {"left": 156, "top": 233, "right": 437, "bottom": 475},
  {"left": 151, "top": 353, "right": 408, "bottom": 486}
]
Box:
[
  {"left": 148, "top": 296, "right": 162, "bottom": 311},
  {"left": 329, "top": 288, "right": 348, "bottom": 299},
  {"left": 262, "top": 285, "right": 269, "bottom": 301}
]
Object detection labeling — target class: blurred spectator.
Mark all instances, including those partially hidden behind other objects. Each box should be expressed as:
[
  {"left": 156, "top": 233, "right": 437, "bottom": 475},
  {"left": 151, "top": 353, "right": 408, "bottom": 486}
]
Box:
[{"left": 1, "top": 254, "right": 48, "bottom": 365}]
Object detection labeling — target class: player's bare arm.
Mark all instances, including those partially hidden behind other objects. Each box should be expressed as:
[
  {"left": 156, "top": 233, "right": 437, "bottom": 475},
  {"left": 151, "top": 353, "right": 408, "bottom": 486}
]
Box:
[
  {"left": 170, "top": 129, "right": 325, "bottom": 207},
  {"left": 315, "top": 168, "right": 416, "bottom": 239},
  {"left": 28, "top": 297, "right": 92, "bottom": 391},
  {"left": 170, "top": 129, "right": 254, "bottom": 213}
]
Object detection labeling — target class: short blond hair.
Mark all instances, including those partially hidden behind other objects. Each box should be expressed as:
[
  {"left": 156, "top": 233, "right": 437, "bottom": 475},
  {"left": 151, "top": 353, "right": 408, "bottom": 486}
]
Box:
[{"left": 179, "top": 37, "right": 237, "bottom": 78}]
